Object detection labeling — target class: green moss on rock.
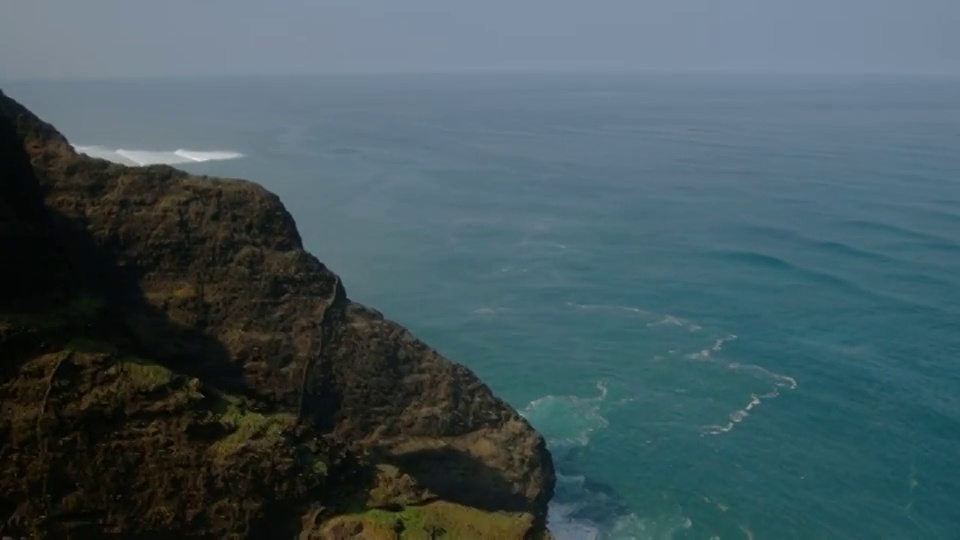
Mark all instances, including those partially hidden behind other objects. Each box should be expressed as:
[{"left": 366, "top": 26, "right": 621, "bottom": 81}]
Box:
[
  {"left": 322, "top": 501, "right": 539, "bottom": 540},
  {"left": 208, "top": 393, "right": 297, "bottom": 459},
  {"left": 124, "top": 358, "right": 175, "bottom": 391}
]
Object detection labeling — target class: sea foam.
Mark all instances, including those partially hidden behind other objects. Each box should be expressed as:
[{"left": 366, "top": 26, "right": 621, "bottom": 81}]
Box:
[
  {"left": 548, "top": 502, "right": 603, "bottom": 540},
  {"left": 521, "top": 381, "right": 609, "bottom": 447},
  {"left": 74, "top": 145, "right": 244, "bottom": 166}
]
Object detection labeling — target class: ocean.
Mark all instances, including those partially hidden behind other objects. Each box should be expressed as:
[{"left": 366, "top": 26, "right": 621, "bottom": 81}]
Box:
[{"left": 7, "top": 73, "right": 960, "bottom": 539}]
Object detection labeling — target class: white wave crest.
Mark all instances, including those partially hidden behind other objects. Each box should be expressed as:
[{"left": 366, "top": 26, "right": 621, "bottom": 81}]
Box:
[
  {"left": 549, "top": 473, "right": 695, "bottom": 540},
  {"left": 686, "top": 334, "right": 738, "bottom": 360},
  {"left": 705, "top": 363, "right": 798, "bottom": 436},
  {"left": 646, "top": 314, "right": 699, "bottom": 329},
  {"left": 550, "top": 506, "right": 694, "bottom": 540},
  {"left": 609, "top": 512, "right": 693, "bottom": 539},
  {"left": 548, "top": 502, "right": 602, "bottom": 540},
  {"left": 705, "top": 393, "right": 764, "bottom": 435},
  {"left": 567, "top": 303, "right": 706, "bottom": 337},
  {"left": 728, "top": 362, "right": 798, "bottom": 390},
  {"left": 74, "top": 145, "right": 244, "bottom": 166},
  {"left": 566, "top": 302, "right": 649, "bottom": 315}
]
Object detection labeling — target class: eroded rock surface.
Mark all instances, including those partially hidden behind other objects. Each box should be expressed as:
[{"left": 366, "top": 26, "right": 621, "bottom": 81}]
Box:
[{"left": 0, "top": 90, "right": 554, "bottom": 538}]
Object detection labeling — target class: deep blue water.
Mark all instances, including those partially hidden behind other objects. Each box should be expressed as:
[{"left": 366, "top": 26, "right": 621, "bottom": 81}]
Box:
[{"left": 8, "top": 73, "right": 960, "bottom": 539}]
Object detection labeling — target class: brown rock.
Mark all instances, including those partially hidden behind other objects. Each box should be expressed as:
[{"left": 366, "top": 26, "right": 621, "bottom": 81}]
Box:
[{"left": 0, "top": 89, "right": 554, "bottom": 538}]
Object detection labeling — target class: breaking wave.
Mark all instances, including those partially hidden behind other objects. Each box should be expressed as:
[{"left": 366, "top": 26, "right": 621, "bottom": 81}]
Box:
[
  {"left": 521, "top": 384, "right": 614, "bottom": 538},
  {"left": 703, "top": 362, "right": 798, "bottom": 436},
  {"left": 686, "top": 334, "right": 738, "bottom": 360},
  {"left": 522, "top": 383, "right": 696, "bottom": 539},
  {"left": 521, "top": 381, "right": 609, "bottom": 448},
  {"left": 74, "top": 145, "right": 245, "bottom": 166},
  {"left": 566, "top": 302, "right": 649, "bottom": 315}
]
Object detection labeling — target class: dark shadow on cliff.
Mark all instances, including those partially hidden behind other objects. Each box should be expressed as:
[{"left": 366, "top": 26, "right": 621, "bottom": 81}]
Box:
[
  {"left": 0, "top": 105, "right": 246, "bottom": 395},
  {"left": 51, "top": 209, "right": 249, "bottom": 390},
  {"left": 0, "top": 88, "right": 59, "bottom": 304},
  {"left": 0, "top": 211, "right": 249, "bottom": 398},
  {"left": 388, "top": 447, "right": 531, "bottom": 513}
]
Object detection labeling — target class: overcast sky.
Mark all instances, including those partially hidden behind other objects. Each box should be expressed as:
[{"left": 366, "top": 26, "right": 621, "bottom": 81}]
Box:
[{"left": 2, "top": 0, "right": 958, "bottom": 80}]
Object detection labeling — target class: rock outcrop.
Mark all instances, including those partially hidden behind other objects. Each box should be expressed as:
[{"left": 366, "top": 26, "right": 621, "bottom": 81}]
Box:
[{"left": 0, "top": 90, "right": 554, "bottom": 538}]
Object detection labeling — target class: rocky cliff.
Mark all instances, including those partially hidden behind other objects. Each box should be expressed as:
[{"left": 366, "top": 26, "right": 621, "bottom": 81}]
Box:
[{"left": 0, "top": 90, "right": 554, "bottom": 539}]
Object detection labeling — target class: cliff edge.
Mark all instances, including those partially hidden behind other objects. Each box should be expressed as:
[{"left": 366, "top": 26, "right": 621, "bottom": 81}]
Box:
[{"left": 0, "top": 90, "right": 554, "bottom": 539}]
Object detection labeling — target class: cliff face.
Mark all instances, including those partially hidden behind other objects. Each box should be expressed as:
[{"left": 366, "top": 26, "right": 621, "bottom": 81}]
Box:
[{"left": 0, "top": 90, "right": 554, "bottom": 538}]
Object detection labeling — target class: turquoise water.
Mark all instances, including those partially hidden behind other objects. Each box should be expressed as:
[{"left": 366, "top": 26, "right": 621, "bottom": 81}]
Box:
[{"left": 8, "top": 74, "right": 960, "bottom": 538}]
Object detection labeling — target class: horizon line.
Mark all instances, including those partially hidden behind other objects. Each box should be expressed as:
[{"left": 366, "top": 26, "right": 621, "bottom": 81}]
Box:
[{"left": 4, "top": 68, "right": 960, "bottom": 85}]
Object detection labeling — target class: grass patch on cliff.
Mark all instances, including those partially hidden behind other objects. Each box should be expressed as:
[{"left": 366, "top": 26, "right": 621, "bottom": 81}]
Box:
[
  {"left": 336, "top": 502, "right": 535, "bottom": 540},
  {"left": 124, "top": 358, "right": 175, "bottom": 391},
  {"left": 209, "top": 394, "right": 296, "bottom": 459},
  {"left": 309, "top": 455, "right": 328, "bottom": 475},
  {"left": 76, "top": 357, "right": 181, "bottom": 411}
]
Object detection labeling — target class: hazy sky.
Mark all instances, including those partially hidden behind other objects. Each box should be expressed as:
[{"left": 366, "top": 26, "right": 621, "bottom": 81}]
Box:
[{"left": 2, "top": 0, "right": 958, "bottom": 79}]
